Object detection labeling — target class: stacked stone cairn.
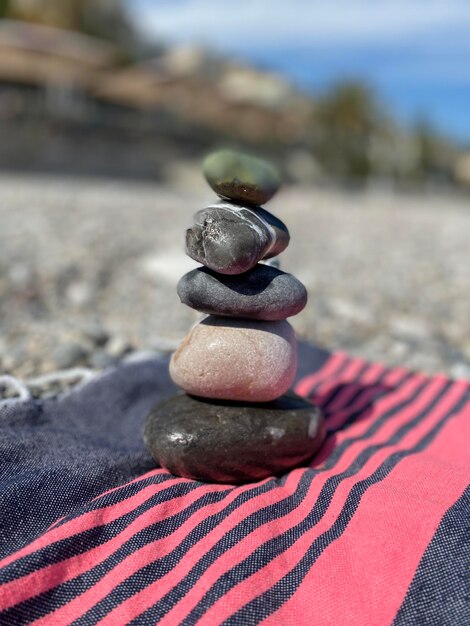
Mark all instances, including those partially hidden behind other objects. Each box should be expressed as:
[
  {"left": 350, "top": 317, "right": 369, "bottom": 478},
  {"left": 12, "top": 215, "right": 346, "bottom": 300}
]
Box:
[{"left": 144, "top": 150, "right": 325, "bottom": 484}]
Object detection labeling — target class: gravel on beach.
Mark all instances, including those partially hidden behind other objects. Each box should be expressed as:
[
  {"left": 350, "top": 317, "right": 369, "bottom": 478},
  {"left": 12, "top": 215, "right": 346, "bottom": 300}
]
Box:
[{"left": 1, "top": 173, "right": 469, "bottom": 397}]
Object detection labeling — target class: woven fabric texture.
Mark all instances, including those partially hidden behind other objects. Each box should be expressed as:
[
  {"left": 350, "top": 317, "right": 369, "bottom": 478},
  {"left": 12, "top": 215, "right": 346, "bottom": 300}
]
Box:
[{"left": 0, "top": 345, "right": 469, "bottom": 625}]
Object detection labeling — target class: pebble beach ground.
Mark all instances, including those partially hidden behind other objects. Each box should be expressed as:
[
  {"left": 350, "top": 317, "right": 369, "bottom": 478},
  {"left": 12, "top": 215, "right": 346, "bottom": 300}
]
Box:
[{"left": 1, "top": 172, "right": 469, "bottom": 397}]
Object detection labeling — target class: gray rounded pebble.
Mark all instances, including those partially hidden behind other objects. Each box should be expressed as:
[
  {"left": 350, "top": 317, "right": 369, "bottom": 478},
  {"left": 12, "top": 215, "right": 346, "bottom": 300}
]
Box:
[
  {"left": 123, "top": 349, "right": 166, "bottom": 364},
  {"left": 52, "top": 343, "right": 88, "bottom": 369},
  {"left": 90, "top": 351, "right": 118, "bottom": 370},
  {"left": 144, "top": 391, "right": 326, "bottom": 484},
  {"left": 82, "top": 323, "right": 109, "bottom": 347},
  {"left": 106, "top": 336, "right": 132, "bottom": 358},
  {"left": 186, "top": 202, "right": 289, "bottom": 274},
  {"left": 177, "top": 264, "right": 308, "bottom": 320}
]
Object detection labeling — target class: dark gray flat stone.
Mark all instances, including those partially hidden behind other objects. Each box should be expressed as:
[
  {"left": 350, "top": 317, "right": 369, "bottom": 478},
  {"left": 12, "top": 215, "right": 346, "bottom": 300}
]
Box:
[
  {"left": 177, "top": 264, "right": 308, "bottom": 320},
  {"left": 185, "top": 202, "right": 289, "bottom": 275},
  {"left": 144, "top": 391, "right": 326, "bottom": 484}
]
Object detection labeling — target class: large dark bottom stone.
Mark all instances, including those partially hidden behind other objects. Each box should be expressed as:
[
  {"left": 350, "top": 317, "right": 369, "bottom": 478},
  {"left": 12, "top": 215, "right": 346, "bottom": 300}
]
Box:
[{"left": 144, "top": 391, "right": 326, "bottom": 484}]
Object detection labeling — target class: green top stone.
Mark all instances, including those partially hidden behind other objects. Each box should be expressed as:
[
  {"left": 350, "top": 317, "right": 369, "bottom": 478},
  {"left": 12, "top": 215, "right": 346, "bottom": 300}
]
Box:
[{"left": 203, "top": 149, "right": 281, "bottom": 206}]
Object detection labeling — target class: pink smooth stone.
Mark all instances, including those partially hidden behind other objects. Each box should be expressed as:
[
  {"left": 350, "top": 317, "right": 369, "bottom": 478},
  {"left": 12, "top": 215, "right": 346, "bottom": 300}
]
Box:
[{"left": 170, "top": 316, "right": 297, "bottom": 402}]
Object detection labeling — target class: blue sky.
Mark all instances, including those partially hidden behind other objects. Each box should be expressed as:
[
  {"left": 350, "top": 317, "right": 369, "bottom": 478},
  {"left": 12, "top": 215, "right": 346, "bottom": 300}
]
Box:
[{"left": 130, "top": 0, "right": 470, "bottom": 142}]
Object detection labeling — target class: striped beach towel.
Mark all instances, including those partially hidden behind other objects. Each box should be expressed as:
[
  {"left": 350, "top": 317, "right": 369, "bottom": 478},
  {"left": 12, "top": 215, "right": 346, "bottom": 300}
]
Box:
[{"left": 0, "top": 345, "right": 469, "bottom": 625}]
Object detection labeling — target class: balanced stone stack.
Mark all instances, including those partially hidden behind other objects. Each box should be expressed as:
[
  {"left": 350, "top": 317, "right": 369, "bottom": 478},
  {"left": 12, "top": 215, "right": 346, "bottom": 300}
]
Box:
[{"left": 145, "top": 150, "right": 325, "bottom": 484}]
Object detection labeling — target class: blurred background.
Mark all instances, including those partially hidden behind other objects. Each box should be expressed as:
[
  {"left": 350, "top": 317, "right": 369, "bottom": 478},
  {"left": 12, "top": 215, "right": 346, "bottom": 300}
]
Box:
[{"left": 0, "top": 0, "right": 469, "bottom": 391}]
